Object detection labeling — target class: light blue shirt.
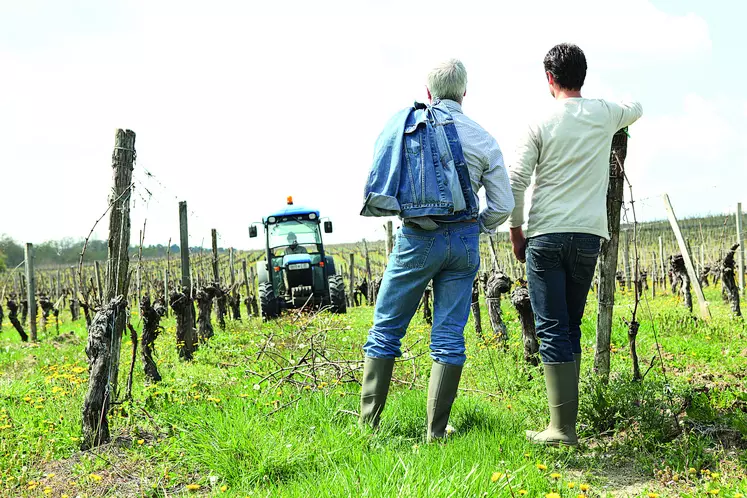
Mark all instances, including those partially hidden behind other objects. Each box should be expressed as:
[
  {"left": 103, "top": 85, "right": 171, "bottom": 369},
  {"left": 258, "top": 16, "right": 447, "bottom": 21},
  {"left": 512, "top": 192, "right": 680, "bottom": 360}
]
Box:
[{"left": 412, "top": 100, "right": 514, "bottom": 234}]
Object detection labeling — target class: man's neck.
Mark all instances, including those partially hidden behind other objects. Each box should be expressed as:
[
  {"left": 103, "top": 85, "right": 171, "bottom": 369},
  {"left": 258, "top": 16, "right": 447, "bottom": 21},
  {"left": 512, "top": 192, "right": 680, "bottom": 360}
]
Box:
[{"left": 554, "top": 88, "right": 582, "bottom": 100}]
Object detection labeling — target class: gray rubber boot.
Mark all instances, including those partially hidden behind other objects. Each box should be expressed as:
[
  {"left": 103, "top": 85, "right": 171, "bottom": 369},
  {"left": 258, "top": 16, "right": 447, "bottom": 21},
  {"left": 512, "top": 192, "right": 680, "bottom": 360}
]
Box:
[
  {"left": 526, "top": 361, "right": 578, "bottom": 446},
  {"left": 574, "top": 353, "right": 582, "bottom": 385},
  {"left": 427, "top": 361, "right": 463, "bottom": 442},
  {"left": 359, "top": 357, "right": 395, "bottom": 429}
]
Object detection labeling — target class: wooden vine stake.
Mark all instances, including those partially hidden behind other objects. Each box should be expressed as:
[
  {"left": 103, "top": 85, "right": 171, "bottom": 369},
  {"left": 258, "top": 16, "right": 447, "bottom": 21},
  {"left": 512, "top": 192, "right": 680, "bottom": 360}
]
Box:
[
  {"left": 662, "top": 194, "right": 710, "bottom": 320},
  {"left": 81, "top": 128, "right": 135, "bottom": 450},
  {"left": 594, "top": 128, "right": 627, "bottom": 382}
]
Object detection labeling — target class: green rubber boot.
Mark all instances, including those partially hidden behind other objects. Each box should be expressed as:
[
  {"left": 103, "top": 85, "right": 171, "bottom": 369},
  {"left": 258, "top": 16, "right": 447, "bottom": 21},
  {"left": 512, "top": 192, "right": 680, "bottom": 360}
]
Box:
[
  {"left": 427, "top": 361, "right": 463, "bottom": 442},
  {"left": 526, "top": 361, "right": 578, "bottom": 446},
  {"left": 359, "top": 357, "right": 395, "bottom": 429},
  {"left": 574, "top": 353, "right": 582, "bottom": 385}
]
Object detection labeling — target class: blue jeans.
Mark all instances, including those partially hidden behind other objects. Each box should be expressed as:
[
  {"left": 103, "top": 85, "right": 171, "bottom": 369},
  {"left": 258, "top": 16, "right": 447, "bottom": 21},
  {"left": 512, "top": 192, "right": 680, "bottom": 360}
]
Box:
[
  {"left": 526, "top": 233, "right": 601, "bottom": 364},
  {"left": 363, "top": 221, "right": 480, "bottom": 366}
]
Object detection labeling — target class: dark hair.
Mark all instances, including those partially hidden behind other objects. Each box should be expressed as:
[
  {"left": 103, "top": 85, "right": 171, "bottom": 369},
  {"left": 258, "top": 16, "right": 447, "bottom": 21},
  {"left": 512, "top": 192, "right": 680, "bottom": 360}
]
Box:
[{"left": 543, "top": 43, "right": 587, "bottom": 91}]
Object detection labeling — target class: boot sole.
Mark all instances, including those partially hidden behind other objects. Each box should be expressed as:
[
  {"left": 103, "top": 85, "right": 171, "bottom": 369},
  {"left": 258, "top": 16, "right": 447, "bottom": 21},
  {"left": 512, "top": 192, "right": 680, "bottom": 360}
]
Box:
[{"left": 525, "top": 430, "right": 578, "bottom": 447}]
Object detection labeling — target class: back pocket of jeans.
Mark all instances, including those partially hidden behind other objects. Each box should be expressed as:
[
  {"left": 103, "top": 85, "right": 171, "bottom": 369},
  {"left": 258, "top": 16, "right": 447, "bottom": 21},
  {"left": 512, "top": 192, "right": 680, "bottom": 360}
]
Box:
[
  {"left": 459, "top": 234, "right": 480, "bottom": 272},
  {"left": 395, "top": 233, "right": 435, "bottom": 269},
  {"left": 528, "top": 245, "right": 562, "bottom": 271},
  {"left": 571, "top": 249, "right": 599, "bottom": 283}
]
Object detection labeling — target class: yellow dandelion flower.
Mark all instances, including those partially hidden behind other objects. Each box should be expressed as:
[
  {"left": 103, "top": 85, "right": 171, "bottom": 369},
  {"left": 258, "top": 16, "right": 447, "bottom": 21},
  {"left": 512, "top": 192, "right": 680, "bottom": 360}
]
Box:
[
  {"left": 577, "top": 495, "right": 587, "bottom": 498},
  {"left": 186, "top": 484, "right": 201, "bottom": 491},
  {"left": 689, "top": 468, "right": 697, "bottom": 474},
  {"left": 568, "top": 482, "right": 576, "bottom": 489},
  {"left": 537, "top": 463, "right": 548, "bottom": 471},
  {"left": 546, "top": 493, "right": 561, "bottom": 498},
  {"left": 90, "top": 473, "right": 103, "bottom": 481},
  {"left": 711, "top": 473, "right": 721, "bottom": 479},
  {"left": 733, "top": 494, "right": 743, "bottom": 498},
  {"left": 221, "top": 485, "right": 228, "bottom": 492},
  {"left": 551, "top": 472, "right": 561, "bottom": 479},
  {"left": 44, "top": 487, "right": 53, "bottom": 495},
  {"left": 708, "top": 490, "right": 720, "bottom": 496},
  {"left": 519, "top": 491, "right": 528, "bottom": 496},
  {"left": 137, "top": 439, "right": 145, "bottom": 445},
  {"left": 46, "top": 473, "right": 56, "bottom": 478},
  {"left": 579, "top": 484, "right": 590, "bottom": 492},
  {"left": 647, "top": 493, "right": 659, "bottom": 498},
  {"left": 491, "top": 472, "right": 502, "bottom": 482}
]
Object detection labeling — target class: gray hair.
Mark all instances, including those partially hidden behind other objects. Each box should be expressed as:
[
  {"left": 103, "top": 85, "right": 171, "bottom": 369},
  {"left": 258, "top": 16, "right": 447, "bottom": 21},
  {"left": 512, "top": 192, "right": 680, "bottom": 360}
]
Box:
[{"left": 427, "top": 59, "right": 467, "bottom": 103}]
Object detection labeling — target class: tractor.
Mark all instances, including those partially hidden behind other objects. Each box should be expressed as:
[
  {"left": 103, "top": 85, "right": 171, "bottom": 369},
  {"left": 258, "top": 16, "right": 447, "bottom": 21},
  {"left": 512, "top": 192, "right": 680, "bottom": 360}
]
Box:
[{"left": 249, "top": 197, "right": 346, "bottom": 319}]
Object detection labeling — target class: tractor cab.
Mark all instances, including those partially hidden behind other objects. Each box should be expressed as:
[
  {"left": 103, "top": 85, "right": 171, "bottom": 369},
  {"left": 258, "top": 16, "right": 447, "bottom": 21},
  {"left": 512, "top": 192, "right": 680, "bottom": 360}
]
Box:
[{"left": 250, "top": 197, "right": 346, "bottom": 319}]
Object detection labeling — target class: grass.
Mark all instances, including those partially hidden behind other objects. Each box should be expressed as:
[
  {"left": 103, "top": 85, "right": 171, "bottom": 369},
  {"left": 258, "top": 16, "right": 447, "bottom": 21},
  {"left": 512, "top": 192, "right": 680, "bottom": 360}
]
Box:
[{"left": 1, "top": 284, "right": 746, "bottom": 497}]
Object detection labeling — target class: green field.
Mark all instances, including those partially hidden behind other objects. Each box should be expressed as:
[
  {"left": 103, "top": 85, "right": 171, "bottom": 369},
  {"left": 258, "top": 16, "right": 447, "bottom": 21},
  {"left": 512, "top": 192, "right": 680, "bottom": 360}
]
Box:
[{"left": 1, "top": 285, "right": 746, "bottom": 497}]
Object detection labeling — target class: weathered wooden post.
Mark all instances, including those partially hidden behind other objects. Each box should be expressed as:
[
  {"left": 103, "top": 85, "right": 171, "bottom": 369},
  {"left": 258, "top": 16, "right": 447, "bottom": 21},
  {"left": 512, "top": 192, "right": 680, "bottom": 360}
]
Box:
[
  {"left": 173, "top": 201, "right": 197, "bottom": 360},
  {"left": 385, "top": 221, "right": 394, "bottom": 259},
  {"left": 623, "top": 230, "right": 632, "bottom": 290},
  {"left": 594, "top": 128, "right": 627, "bottom": 382},
  {"left": 662, "top": 194, "right": 710, "bottom": 319},
  {"left": 81, "top": 128, "right": 135, "bottom": 450},
  {"left": 363, "top": 239, "right": 373, "bottom": 305},
  {"left": 69, "top": 267, "right": 80, "bottom": 320},
  {"left": 348, "top": 253, "right": 355, "bottom": 308},
  {"left": 737, "top": 203, "right": 744, "bottom": 296},
  {"left": 242, "top": 259, "right": 253, "bottom": 317},
  {"left": 658, "top": 236, "right": 665, "bottom": 288},
  {"left": 94, "top": 261, "right": 104, "bottom": 305},
  {"left": 211, "top": 228, "right": 226, "bottom": 329},
  {"left": 229, "top": 248, "right": 240, "bottom": 320},
  {"left": 24, "top": 243, "right": 37, "bottom": 341},
  {"left": 164, "top": 239, "right": 170, "bottom": 317}
]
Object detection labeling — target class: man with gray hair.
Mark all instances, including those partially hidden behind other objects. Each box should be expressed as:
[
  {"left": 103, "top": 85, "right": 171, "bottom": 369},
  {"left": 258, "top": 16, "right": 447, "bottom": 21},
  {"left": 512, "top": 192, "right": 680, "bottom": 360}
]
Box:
[{"left": 359, "top": 59, "right": 514, "bottom": 441}]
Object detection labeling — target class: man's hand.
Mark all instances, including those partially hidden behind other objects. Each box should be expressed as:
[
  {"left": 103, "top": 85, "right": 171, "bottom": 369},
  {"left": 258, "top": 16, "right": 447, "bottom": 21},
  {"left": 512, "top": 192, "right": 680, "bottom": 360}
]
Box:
[{"left": 510, "top": 226, "right": 527, "bottom": 263}]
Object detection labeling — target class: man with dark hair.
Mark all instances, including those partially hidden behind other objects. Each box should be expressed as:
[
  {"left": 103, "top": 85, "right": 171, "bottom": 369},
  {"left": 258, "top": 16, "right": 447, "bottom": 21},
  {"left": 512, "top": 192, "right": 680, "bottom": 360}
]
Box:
[{"left": 509, "top": 43, "right": 642, "bottom": 446}]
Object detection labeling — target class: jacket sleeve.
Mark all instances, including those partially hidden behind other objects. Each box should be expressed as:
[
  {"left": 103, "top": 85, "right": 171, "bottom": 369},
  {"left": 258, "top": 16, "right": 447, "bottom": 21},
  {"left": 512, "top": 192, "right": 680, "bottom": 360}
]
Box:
[
  {"left": 478, "top": 138, "right": 514, "bottom": 234},
  {"left": 508, "top": 124, "right": 539, "bottom": 228},
  {"left": 360, "top": 109, "right": 409, "bottom": 217}
]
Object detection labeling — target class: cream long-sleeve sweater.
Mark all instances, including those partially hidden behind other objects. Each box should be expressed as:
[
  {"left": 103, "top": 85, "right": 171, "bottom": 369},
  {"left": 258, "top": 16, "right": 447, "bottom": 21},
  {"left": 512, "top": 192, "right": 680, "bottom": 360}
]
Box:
[{"left": 508, "top": 98, "right": 643, "bottom": 240}]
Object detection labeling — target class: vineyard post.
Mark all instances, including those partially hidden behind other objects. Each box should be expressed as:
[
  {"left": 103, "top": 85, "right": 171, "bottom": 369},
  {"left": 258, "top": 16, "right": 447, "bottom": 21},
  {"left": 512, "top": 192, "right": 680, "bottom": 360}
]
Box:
[
  {"left": 81, "top": 128, "right": 135, "bottom": 450},
  {"left": 242, "top": 259, "right": 250, "bottom": 301},
  {"left": 56, "top": 268, "right": 61, "bottom": 301},
  {"left": 662, "top": 194, "right": 710, "bottom": 319},
  {"left": 348, "top": 253, "right": 355, "bottom": 307},
  {"left": 164, "top": 239, "right": 170, "bottom": 316},
  {"left": 69, "top": 266, "right": 80, "bottom": 320},
  {"left": 363, "top": 239, "right": 372, "bottom": 304},
  {"left": 623, "top": 230, "right": 631, "bottom": 289},
  {"left": 737, "top": 202, "right": 744, "bottom": 295},
  {"left": 179, "top": 202, "right": 191, "bottom": 294},
  {"left": 24, "top": 243, "right": 37, "bottom": 342},
  {"left": 594, "top": 128, "right": 627, "bottom": 382},
  {"left": 94, "top": 261, "right": 104, "bottom": 304},
  {"left": 651, "top": 251, "right": 656, "bottom": 298},
  {"left": 385, "top": 220, "right": 394, "bottom": 258},
  {"left": 658, "top": 236, "right": 665, "bottom": 287},
  {"left": 229, "top": 247, "right": 237, "bottom": 304},
  {"left": 211, "top": 229, "right": 220, "bottom": 284}
]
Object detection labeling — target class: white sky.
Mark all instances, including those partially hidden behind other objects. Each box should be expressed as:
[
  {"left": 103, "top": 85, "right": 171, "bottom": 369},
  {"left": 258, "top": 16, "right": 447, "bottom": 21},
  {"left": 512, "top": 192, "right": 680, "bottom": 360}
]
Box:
[{"left": 1, "top": 0, "right": 745, "bottom": 251}]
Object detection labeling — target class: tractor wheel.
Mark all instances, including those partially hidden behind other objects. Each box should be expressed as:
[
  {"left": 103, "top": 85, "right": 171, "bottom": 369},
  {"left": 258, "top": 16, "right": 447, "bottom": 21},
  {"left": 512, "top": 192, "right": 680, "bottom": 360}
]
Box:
[
  {"left": 259, "top": 282, "right": 279, "bottom": 320},
  {"left": 328, "top": 275, "right": 347, "bottom": 314}
]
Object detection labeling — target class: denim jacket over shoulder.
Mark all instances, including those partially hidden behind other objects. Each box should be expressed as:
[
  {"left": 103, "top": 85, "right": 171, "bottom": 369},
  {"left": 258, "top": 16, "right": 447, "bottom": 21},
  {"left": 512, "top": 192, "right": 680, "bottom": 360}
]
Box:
[{"left": 361, "top": 101, "right": 477, "bottom": 222}]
